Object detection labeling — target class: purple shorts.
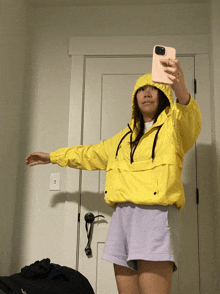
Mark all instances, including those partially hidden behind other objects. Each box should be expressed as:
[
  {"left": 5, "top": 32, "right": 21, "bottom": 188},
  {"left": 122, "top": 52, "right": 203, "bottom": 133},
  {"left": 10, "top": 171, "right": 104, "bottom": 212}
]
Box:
[{"left": 101, "top": 202, "right": 180, "bottom": 272}]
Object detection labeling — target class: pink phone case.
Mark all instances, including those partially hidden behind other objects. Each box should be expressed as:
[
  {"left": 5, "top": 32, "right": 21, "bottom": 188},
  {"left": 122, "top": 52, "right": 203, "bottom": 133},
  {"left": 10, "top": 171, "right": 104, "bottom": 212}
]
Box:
[{"left": 151, "top": 45, "right": 176, "bottom": 85}]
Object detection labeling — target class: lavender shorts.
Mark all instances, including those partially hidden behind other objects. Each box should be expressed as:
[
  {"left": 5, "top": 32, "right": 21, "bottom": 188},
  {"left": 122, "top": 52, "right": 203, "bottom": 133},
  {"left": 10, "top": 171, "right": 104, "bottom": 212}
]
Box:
[{"left": 101, "top": 202, "right": 180, "bottom": 272}]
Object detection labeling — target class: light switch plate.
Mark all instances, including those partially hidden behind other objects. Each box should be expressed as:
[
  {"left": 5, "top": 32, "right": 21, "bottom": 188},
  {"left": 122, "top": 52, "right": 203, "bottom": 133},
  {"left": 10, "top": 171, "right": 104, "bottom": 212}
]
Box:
[{"left": 50, "top": 173, "right": 60, "bottom": 191}]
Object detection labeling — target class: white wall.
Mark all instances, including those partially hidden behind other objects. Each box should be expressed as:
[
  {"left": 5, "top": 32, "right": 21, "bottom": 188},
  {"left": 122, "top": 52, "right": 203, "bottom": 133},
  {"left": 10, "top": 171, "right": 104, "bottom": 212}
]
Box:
[
  {"left": 2, "top": 1, "right": 219, "bottom": 292},
  {"left": 209, "top": 0, "right": 220, "bottom": 291},
  {"left": 0, "top": 0, "right": 27, "bottom": 275}
]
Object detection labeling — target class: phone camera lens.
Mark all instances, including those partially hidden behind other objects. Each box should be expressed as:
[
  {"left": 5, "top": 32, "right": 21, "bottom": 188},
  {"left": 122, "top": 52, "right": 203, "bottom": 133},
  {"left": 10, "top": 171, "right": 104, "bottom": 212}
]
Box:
[{"left": 155, "top": 46, "right": 165, "bottom": 56}]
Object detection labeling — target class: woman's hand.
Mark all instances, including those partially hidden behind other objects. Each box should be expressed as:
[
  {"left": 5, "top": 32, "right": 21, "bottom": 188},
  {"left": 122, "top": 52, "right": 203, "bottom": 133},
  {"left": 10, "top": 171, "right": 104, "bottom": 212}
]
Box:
[
  {"left": 25, "top": 152, "right": 51, "bottom": 166},
  {"left": 160, "top": 58, "right": 190, "bottom": 105}
]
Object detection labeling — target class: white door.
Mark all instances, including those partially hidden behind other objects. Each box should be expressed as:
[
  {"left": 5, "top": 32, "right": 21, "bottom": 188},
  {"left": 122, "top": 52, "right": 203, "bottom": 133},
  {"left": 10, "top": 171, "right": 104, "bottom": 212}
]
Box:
[{"left": 78, "top": 56, "right": 199, "bottom": 294}]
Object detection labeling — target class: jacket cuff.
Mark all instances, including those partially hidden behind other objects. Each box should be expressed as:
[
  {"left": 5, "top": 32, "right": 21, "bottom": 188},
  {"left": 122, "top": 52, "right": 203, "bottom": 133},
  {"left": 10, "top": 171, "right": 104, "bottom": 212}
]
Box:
[
  {"left": 50, "top": 152, "right": 57, "bottom": 164},
  {"left": 175, "top": 94, "right": 194, "bottom": 111}
]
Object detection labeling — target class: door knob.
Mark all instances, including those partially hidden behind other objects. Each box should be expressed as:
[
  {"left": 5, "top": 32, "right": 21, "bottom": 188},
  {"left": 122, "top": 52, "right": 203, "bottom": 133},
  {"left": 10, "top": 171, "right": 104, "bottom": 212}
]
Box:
[{"left": 84, "top": 212, "right": 105, "bottom": 257}]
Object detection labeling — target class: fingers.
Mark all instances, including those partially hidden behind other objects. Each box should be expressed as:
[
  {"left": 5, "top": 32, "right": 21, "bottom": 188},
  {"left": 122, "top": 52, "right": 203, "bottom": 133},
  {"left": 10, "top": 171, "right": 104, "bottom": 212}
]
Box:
[
  {"left": 25, "top": 153, "right": 43, "bottom": 166},
  {"left": 28, "top": 161, "right": 40, "bottom": 167},
  {"left": 160, "top": 58, "right": 179, "bottom": 66},
  {"left": 160, "top": 58, "right": 176, "bottom": 69},
  {"left": 26, "top": 156, "right": 38, "bottom": 166},
  {"left": 160, "top": 59, "right": 183, "bottom": 85},
  {"left": 25, "top": 153, "right": 34, "bottom": 161},
  {"left": 160, "top": 58, "right": 171, "bottom": 67},
  {"left": 160, "top": 59, "right": 189, "bottom": 98},
  {"left": 25, "top": 152, "right": 50, "bottom": 167}
]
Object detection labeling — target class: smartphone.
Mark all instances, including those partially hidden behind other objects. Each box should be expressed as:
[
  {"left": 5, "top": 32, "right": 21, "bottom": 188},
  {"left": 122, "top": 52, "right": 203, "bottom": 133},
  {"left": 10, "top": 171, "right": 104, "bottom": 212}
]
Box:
[{"left": 151, "top": 45, "right": 176, "bottom": 85}]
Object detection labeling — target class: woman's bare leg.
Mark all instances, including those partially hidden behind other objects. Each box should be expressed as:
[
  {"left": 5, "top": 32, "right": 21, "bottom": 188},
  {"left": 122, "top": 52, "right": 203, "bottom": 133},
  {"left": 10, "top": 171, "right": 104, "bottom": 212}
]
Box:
[
  {"left": 114, "top": 263, "right": 140, "bottom": 294},
  {"left": 138, "top": 260, "right": 173, "bottom": 294}
]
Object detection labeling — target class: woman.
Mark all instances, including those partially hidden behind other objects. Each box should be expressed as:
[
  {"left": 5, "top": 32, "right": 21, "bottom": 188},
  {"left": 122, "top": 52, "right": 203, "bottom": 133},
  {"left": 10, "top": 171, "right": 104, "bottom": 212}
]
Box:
[{"left": 26, "top": 59, "right": 202, "bottom": 294}]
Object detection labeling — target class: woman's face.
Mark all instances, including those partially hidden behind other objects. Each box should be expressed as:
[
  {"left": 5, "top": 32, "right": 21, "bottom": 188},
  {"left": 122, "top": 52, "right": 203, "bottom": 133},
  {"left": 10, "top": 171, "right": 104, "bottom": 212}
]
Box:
[{"left": 136, "top": 85, "right": 159, "bottom": 122}]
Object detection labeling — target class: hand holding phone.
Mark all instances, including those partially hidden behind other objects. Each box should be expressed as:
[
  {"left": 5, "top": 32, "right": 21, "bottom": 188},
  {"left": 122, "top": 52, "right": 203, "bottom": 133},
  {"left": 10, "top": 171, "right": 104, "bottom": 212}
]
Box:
[{"left": 151, "top": 45, "right": 176, "bottom": 85}]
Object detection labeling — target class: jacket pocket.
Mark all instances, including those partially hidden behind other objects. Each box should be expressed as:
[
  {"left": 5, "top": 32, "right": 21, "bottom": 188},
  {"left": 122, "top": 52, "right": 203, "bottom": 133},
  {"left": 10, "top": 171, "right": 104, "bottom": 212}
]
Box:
[{"left": 104, "top": 166, "right": 159, "bottom": 205}]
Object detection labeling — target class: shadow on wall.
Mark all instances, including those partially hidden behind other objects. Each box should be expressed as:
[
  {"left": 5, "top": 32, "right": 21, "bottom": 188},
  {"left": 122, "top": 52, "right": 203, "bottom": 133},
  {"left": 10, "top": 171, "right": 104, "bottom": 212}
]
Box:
[
  {"left": 8, "top": 142, "right": 213, "bottom": 275},
  {"left": 8, "top": 33, "right": 40, "bottom": 275},
  {"left": 50, "top": 190, "right": 112, "bottom": 217}
]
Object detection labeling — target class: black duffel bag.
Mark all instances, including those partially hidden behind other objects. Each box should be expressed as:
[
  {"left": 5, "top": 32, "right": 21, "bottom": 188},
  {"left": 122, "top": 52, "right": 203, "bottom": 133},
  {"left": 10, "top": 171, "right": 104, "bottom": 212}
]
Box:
[{"left": 0, "top": 258, "right": 94, "bottom": 294}]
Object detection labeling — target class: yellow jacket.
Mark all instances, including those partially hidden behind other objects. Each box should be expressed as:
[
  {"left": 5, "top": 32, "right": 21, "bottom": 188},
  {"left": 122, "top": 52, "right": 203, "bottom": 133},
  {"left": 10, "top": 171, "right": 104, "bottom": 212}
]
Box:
[{"left": 50, "top": 73, "right": 202, "bottom": 210}]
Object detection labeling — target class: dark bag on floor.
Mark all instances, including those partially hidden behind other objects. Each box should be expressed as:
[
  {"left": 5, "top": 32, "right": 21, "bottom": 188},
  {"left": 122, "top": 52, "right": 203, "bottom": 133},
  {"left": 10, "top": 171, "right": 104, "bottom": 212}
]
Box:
[{"left": 0, "top": 258, "right": 94, "bottom": 294}]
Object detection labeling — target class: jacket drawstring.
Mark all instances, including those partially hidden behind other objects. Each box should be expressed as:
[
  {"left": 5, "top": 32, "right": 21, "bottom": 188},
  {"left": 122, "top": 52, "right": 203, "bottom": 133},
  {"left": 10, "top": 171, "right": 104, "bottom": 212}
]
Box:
[
  {"left": 116, "top": 123, "right": 163, "bottom": 164},
  {"left": 128, "top": 124, "right": 136, "bottom": 164},
  {"left": 130, "top": 133, "right": 136, "bottom": 164},
  {"left": 151, "top": 125, "right": 163, "bottom": 162},
  {"left": 115, "top": 124, "right": 132, "bottom": 159}
]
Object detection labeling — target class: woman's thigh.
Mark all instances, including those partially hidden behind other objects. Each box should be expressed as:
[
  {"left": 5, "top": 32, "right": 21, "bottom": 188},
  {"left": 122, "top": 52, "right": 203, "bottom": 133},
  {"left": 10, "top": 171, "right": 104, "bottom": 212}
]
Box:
[
  {"left": 138, "top": 260, "right": 173, "bottom": 294},
  {"left": 114, "top": 263, "right": 140, "bottom": 294}
]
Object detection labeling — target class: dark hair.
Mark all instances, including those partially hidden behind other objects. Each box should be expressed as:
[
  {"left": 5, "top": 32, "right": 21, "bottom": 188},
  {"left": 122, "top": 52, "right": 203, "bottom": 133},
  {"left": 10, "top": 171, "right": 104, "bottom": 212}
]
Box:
[{"left": 131, "top": 88, "right": 170, "bottom": 148}]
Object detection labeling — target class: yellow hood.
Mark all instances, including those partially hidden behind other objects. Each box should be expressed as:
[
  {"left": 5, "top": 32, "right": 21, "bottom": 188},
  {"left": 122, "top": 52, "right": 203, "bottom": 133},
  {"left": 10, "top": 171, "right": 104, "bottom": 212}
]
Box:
[{"left": 131, "top": 73, "right": 174, "bottom": 121}]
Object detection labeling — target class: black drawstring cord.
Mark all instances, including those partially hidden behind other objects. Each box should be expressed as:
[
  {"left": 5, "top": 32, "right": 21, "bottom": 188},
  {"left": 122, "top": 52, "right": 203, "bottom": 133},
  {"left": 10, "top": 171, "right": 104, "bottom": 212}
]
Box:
[
  {"left": 127, "top": 123, "right": 133, "bottom": 133},
  {"left": 130, "top": 133, "right": 133, "bottom": 164},
  {"left": 130, "top": 143, "right": 138, "bottom": 164},
  {"left": 116, "top": 123, "right": 163, "bottom": 164},
  {"left": 152, "top": 125, "right": 163, "bottom": 162},
  {"left": 115, "top": 124, "right": 132, "bottom": 159},
  {"left": 130, "top": 130, "right": 138, "bottom": 164}
]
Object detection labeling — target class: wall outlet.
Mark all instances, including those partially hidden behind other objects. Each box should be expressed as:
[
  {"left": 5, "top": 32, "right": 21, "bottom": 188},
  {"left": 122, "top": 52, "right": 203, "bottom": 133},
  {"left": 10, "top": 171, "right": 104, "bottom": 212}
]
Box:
[{"left": 50, "top": 173, "right": 60, "bottom": 191}]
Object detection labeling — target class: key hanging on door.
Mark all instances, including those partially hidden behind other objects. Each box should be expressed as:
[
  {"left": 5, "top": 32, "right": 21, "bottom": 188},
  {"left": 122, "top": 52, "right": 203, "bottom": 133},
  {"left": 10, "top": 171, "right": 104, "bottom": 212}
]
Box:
[{"left": 84, "top": 212, "right": 105, "bottom": 257}]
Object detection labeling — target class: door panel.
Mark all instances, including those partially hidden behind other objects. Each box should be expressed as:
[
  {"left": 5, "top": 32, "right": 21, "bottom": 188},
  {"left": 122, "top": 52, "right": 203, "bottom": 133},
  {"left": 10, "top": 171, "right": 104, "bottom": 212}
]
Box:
[{"left": 78, "top": 56, "right": 199, "bottom": 293}]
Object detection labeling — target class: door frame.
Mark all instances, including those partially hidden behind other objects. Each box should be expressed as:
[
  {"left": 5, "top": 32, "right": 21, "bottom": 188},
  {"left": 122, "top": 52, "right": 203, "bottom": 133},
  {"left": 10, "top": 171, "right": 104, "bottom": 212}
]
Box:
[{"left": 64, "top": 36, "right": 213, "bottom": 293}]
